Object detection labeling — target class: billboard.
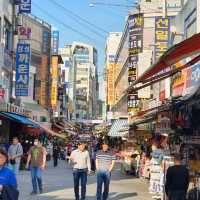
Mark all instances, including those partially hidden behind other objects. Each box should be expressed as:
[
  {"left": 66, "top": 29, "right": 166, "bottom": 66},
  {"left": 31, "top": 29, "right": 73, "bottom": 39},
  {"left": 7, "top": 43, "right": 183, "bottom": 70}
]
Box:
[
  {"left": 19, "top": 0, "right": 31, "bottom": 13},
  {"left": 128, "top": 13, "right": 144, "bottom": 115},
  {"left": 15, "top": 43, "right": 30, "bottom": 96},
  {"left": 52, "top": 31, "right": 59, "bottom": 55},
  {"left": 155, "top": 17, "right": 170, "bottom": 61},
  {"left": 107, "top": 62, "right": 115, "bottom": 107},
  {"left": 51, "top": 56, "right": 58, "bottom": 107}
]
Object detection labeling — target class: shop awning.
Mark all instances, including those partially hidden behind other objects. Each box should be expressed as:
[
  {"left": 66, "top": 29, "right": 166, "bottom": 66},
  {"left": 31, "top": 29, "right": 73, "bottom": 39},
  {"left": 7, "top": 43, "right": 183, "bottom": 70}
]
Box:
[
  {"left": 0, "top": 112, "right": 39, "bottom": 128},
  {"left": 108, "top": 119, "right": 128, "bottom": 137},
  {"left": 133, "top": 33, "right": 200, "bottom": 85}
]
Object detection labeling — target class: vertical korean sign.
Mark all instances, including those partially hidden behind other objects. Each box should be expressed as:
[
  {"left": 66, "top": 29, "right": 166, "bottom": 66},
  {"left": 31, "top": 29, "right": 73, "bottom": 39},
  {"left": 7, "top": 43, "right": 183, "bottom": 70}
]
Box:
[
  {"left": 19, "top": 0, "right": 31, "bottom": 13},
  {"left": 52, "top": 31, "right": 59, "bottom": 55},
  {"left": 128, "top": 13, "right": 143, "bottom": 114},
  {"left": 51, "top": 56, "right": 58, "bottom": 108},
  {"left": 15, "top": 43, "right": 30, "bottom": 96},
  {"left": 155, "top": 17, "right": 170, "bottom": 61}
]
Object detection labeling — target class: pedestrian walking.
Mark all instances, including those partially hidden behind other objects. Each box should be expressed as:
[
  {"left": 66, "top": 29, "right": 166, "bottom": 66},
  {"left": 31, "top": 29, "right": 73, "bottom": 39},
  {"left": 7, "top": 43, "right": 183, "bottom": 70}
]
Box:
[
  {"left": 96, "top": 141, "right": 116, "bottom": 200},
  {"left": 165, "top": 154, "right": 189, "bottom": 200},
  {"left": 53, "top": 144, "right": 60, "bottom": 167},
  {"left": 26, "top": 138, "right": 47, "bottom": 195},
  {"left": 0, "top": 148, "right": 19, "bottom": 199},
  {"left": 8, "top": 137, "right": 23, "bottom": 175},
  {"left": 70, "top": 141, "right": 91, "bottom": 200}
]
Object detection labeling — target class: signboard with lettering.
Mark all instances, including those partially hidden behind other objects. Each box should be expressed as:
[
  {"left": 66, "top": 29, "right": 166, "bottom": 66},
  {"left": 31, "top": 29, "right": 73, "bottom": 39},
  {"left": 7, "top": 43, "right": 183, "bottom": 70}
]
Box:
[
  {"left": 52, "top": 31, "right": 59, "bottom": 55},
  {"left": 51, "top": 56, "right": 58, "bottom": 107},
  {"left": 18, "top": 26, "right": 31, "bottom": 40},
  {"left": 128, "top": 13, "right": 143, "bottom": 115},
  {"left": 155, "top": 17, "right": 170, "bottom": 61},
  {"left": 19, "top": 0, "right": 31, "bottom": 13},
  {"left": 15, "top": 43, "right": 30, "bottom": 96},
  {"left": 42, "top": 31, "right": 50, "bottom": 54}
]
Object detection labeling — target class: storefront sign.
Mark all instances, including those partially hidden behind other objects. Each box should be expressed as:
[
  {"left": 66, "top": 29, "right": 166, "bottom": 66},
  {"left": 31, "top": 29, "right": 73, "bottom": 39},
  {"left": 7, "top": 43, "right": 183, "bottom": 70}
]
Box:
[
  {"left": 107, "top": 62, "right": 115, "bottom": 106},
  {"left": 42, "top": 31, "right": 50, "bottom": 54},
  {"left": 51, "top": 56, "right": 58, "bottom": 107},
  {"left": 128, "top": 13, "right": 143, "bottom": 115},
  {"left": 19, "top": 0, "right": 31, "bottom": 13},
  {"left": 15, "top": 43, "right": 30, "bottom": 96},
  {"left": 155, "top": 17, "right": 170, "bottom": 61},
  {"left": 52, "top": 30, "right": 59, "bottom": 55},
  {"left": 18, "top": 26, "right": 31, "bottom": 40},
  {"left": 0, "top": 88, "right": 5, "bottom": 98}
]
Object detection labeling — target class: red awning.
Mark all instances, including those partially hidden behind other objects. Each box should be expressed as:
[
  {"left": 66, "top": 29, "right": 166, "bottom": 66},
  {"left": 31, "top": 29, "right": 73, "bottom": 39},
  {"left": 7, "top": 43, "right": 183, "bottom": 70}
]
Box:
[{"left": 135, "top": 33, "right": 200, "bottom": 85}]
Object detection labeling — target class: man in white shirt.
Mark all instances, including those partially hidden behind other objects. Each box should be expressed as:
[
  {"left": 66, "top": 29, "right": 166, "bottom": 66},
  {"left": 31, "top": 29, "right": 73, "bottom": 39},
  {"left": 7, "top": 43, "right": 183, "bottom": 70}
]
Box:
[{"left": 70, "top": 141, "right": 91, "bottom": 200}]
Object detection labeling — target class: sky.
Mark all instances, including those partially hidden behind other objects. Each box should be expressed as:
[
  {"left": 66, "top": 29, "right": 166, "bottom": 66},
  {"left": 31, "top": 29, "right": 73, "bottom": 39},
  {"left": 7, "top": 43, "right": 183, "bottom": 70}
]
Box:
[{"left": 32, "top": 0, "right": 133, "bottom": 99}]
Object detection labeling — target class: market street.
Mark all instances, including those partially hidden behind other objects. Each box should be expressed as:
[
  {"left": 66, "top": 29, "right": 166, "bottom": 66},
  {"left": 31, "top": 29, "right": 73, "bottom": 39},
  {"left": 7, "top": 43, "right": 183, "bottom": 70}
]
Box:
[{"left": 18, "top": 161, "right": 151, "bottom": 200}]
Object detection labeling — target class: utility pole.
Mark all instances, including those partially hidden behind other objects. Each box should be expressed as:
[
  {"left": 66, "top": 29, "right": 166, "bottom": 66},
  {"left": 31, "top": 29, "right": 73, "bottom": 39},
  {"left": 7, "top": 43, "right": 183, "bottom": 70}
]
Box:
[{"left": 163, "top": 0, "right": 167, "bottom": 18}]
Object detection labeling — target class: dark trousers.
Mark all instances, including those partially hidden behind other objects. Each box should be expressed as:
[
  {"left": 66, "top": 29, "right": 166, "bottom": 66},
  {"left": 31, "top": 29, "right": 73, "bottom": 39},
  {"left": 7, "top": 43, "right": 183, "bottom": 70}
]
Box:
[
  {"left": 96, "top": 171, "right": 111, "bottom": 200},
  {"left": 73, "top": 169, "right": 87, "bottom": 200},
  {"left": 53, "top": 156, "right": 58, "bottom": 167},
  {"left": 168, "top": 190, "right": 186, "bottom": 200},
  {"left": 31, "top": 166, "right": 43, "bottom": 193}
]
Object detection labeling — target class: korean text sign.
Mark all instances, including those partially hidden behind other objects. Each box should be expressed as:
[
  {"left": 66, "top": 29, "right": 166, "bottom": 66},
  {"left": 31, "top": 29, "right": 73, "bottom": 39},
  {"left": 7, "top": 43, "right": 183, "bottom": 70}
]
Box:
[
  {"left": 19, "top": 0, "right": 31, "bottom": 13},
  {"left": 155, "top": 17, "right": 170, "bottom": 61},
  {"left": 52, "top": 31, "right": 59, "bottom": 55},
  {"left": 15, "top": 43, "right": 30, "bottom": 96}
]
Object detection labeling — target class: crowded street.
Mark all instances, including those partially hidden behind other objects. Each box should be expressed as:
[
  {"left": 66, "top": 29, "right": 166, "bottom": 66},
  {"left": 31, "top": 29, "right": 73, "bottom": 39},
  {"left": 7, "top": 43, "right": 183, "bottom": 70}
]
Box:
[
  {"left": 1, "top": 0, "right": 200, "bottom": 200},
  {"left": 18, "top": 161, "right": 151, "bottom": 200}
]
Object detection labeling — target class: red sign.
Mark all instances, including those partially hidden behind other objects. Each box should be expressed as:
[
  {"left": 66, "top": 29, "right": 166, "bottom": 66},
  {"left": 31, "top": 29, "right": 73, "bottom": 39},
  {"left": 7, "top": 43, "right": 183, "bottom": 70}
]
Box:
[
  {"left": 18, "top": 26, "right": 31, "bottom": 39},
  {"left": 0, "top": 88, "right": 5, "bottom": 98}
]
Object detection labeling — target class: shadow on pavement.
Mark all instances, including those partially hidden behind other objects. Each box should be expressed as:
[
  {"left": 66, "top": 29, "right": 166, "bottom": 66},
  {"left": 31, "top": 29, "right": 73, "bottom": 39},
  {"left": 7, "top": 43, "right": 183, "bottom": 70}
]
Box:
[{"left": 64, "top": 192, "right": 138, "bottom": 200}]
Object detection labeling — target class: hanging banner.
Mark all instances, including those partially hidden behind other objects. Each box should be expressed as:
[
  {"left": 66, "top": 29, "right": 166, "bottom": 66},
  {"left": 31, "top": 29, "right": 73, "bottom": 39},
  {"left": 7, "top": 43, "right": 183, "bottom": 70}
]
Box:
[
  {"left": 128, "top": 13, "right": 144, "bottom": 115},
  {"left": 155, "top": 17, "right": 170, "bottom": 61},
  {"left": 52, "top": 30, "right": 59, "bottom": 55},
  {"left": 15, "top": 43, "right": 30, "bottom": 96},
  {"left": 19, "top": 0, "right": 31, "bottom": 13},
  {"left": 51, "top": 56, "right": 58, "bottom": 107}
]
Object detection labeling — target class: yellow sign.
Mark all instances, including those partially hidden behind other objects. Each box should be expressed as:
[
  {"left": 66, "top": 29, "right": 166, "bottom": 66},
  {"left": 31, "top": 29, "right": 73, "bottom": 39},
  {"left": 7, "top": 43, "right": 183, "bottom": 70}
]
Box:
[
  {"left": 107, "top": 63, "right": 115, "bottom": 106},
  {"left": 51, "top": 56, "right": 58, "bottom": 107}
]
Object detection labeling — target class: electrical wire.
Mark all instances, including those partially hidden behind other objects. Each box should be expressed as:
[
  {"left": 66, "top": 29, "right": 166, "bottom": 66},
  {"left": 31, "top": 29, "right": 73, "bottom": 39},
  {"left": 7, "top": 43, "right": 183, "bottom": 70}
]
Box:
[
  {"left": 32, "top": 2, "right": 102, "bottom": 44},
  {"left": 49, "top": 0, "right": 108, "bottom": 35},
  {"left": 47, "top": 0, "right": 106, "bottom": 38}
]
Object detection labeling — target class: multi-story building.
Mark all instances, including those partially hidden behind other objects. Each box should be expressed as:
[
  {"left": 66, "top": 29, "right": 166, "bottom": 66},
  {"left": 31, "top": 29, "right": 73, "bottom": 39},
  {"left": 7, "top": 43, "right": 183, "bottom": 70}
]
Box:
[
  {"left": 13, "top": 14, "right": 52, "bottom": 123},
  {"left": 110, "top": 0, "right": 183, "bottom": 121},
  {"left": 69, "top": 42, "right": 99, "bottom": 120},
  {"left": 0, "top": 0, "right": 14, "bottom": 103},
  {"left": 59, "top": 45, "right": 73, "bottom": 120},
  {"left": 105, "top": 32, "right": 122, "bottom": 118}
]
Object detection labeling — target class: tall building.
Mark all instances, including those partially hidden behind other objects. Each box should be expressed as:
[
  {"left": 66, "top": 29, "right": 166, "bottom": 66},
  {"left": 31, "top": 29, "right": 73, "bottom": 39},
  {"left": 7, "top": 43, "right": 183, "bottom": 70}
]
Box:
[
  {"left": 105, "top": 32, "right": 122, "bottom": 119},
  {"left": 13, "top": 14, "right": 52, "bottom": 123},
  {"left": 70, "top": 42, "right": 99, "bottom": 120},
  {"left": 59, "top": 45, "right": 73, "bottom": 120},
  {"left": 109, "top": 0, "right": 183, "bottom": 120},
  {"left": 0, "top": 0, "right": 14, "bottom": 103}
]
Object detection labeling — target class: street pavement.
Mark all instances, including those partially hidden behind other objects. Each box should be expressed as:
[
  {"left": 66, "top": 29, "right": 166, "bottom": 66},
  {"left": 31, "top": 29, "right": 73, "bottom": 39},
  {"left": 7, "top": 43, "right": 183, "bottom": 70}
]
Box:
[{"left": 18, "top": 161, "right": 151, "bottom": 200}]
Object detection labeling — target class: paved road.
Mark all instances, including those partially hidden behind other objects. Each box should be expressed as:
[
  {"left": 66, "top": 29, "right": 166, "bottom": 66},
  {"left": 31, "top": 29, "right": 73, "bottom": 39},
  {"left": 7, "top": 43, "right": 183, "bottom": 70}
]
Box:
[{"left": 18, "top": 161, "right": 151, "bottom": 200}]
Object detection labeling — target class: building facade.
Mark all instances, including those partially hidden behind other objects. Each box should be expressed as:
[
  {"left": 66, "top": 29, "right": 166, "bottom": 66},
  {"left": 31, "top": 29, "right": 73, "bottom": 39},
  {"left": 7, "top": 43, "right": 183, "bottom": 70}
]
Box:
[
  {"left": 109, "top": 0, "right": 183, "bottom": 120},
  {"left": 0, "top": 0, "right": 14, "bottom": 103},
  {"left": 105, "top": 32, "right": 122, "bottom": 118},
  {"left": 69, "top": 42, "right": 99, "bottom": 120}
]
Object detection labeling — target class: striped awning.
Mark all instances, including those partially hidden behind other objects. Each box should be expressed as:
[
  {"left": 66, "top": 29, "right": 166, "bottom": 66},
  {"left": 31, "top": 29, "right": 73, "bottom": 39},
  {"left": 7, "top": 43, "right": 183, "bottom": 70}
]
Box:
[{"left": 108, "top": 119, "right": 128, "bottom": 137}]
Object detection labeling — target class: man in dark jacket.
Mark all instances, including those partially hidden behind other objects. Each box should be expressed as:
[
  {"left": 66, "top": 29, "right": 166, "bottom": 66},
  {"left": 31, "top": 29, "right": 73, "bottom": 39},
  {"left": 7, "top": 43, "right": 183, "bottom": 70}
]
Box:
[{"left": 165, "top": 154, "right": 189, "bottom": 200}]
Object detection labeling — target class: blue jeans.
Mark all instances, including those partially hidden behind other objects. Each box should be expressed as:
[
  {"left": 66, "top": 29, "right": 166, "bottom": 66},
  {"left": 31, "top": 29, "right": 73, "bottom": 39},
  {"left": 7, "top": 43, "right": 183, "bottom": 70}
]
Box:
[
  {"left": 96, "top": 171, "right": 111, "bottom": 200},
  {"left": 73, "top": 169, "right": 87, "bottom": 200},
  {"left": 168, "top": 191, "right": 186, "bottom": 200},
  {"left": 30, "top": 166, "right": 43, "bottom": 193},
  {"left": 8, "top": 162, "right": 20, "bottom": 175}
]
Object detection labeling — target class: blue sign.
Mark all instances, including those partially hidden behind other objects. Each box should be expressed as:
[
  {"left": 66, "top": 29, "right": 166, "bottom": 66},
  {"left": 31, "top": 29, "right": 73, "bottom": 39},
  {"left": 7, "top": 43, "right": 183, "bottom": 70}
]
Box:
[
  {"left": 42, "top": 31, "right": 50, "bottom": 54},
  {"left": 52, "top": 31, "right": 59, "bottom": 55},
  {"left": 19, "top": 0, "right": 31, "bottom": 14},
  {"left": 15, "top": 43, "right": 30, "bottom": 96}
]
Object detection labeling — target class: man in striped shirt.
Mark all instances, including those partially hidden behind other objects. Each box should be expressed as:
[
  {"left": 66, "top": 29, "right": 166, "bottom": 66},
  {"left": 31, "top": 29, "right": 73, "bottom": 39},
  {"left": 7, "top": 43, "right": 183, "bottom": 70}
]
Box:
[{"left": 96, "top": 141, "right": 116, "bottom": 200}]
